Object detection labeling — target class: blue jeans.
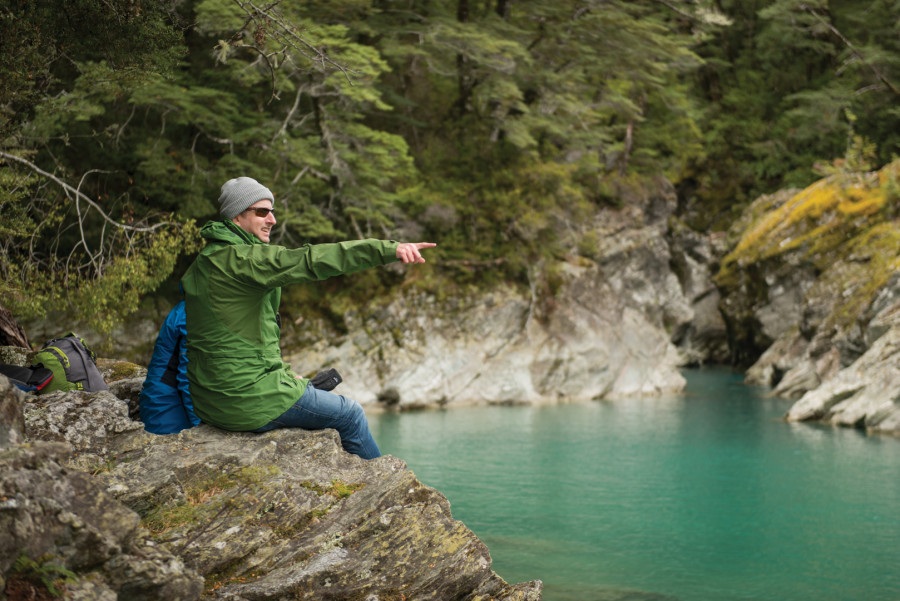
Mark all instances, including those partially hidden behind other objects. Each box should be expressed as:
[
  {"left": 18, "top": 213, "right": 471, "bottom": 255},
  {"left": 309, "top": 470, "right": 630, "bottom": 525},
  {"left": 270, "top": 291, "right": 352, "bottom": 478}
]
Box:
[{"left": 252, "top": 384, "right": 381, "bottom": 459}]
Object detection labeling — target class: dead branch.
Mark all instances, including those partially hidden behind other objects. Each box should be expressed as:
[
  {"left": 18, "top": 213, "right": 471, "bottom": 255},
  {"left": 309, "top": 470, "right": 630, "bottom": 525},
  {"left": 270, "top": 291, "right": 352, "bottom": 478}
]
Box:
[
  {"left": 803, "top": 5, "right": 900, "bottom": 99},
  {"left": 0, "top": 151, "right": 170, "bottom": 234},
  {"left": 231, "top": 0, "right": 359, "bottom": 85}
]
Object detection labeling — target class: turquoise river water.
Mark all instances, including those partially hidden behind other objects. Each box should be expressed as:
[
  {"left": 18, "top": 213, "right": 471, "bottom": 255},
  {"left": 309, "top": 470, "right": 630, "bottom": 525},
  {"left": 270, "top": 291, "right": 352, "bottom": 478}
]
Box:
[{"left": 368, "top": 368, "right": 900, "bottom": 601}]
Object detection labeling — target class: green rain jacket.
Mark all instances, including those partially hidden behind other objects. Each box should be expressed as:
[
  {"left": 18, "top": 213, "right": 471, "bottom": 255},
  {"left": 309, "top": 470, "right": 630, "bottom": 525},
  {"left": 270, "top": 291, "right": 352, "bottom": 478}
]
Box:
[{"left": 181, "top": 220, "right": 399, "bottom": 431}]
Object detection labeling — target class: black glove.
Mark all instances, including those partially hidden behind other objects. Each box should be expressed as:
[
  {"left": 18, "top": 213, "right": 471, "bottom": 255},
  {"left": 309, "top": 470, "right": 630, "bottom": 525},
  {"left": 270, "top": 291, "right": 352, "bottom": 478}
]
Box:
[{"left": 309, "top": 368, "right": 342, "bottom": 391}]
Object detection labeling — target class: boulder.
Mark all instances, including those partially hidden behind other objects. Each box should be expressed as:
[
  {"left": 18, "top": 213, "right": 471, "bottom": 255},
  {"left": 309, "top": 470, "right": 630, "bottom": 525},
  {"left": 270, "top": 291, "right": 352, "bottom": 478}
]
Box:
[
  {"left": 0, "top": 439, "right": 204, "bottom": 600},
  {"left": 95, "top": 425, "right": 540, "bottom": 601},
  {"left": 786, "top": 299, "right": 900, "bottom": 431},
  {"left": 286, "top": 268, "right": 686, "bottom": 409},
  {"left": 1, "top": 375, "right": 542, "bottom": 600},
  {"left": 667, "top": 224, "right": 730, "bottom": 364},
  {"left": 23, "top": 389, "right": 143, "bottom": 461},
  {"left": 0, "top": 375, "right": 25, "bottom": 449},
  {"left": 717, "top": 165, "right": 900, "bottom": 414}
]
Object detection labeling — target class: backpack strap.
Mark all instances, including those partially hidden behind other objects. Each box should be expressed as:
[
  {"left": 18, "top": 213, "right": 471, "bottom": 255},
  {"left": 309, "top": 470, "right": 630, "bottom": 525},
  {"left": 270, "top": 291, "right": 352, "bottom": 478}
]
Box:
[{"left": 41, "top": 345, "right": 82, "bottom": 390}]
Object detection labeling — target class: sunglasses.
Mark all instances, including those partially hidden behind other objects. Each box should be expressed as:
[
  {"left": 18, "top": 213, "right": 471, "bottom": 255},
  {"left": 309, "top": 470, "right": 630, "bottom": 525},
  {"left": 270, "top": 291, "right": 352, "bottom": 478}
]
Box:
[{"left": 244, "top": 207, "right": 275, "bottom": 218}]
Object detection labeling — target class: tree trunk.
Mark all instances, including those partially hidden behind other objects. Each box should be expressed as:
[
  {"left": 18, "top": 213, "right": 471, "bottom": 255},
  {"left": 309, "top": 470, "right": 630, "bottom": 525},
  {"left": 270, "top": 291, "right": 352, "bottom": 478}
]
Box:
[
  {"left": 455, "top": 0, "right": 474, "bottom": 116},
  {"left": 457, "top": 0, "right": 469, "bottom": 22},
  {"left": 496, "top": 0, "right": 512, "bottom": 20},
  {"left": 0, "top": 303, "right": 29, "bottom": 349}
]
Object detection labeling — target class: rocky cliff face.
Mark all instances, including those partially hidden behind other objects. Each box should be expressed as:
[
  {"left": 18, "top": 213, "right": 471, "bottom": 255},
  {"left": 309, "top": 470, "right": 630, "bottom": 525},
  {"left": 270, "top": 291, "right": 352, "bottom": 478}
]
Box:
[
  {"left": 716, "top": 161, "right": 900, "bottom": 434},
  {"left": 0, "top": 371, "right": 542, "bottom": 601},
  {"left": 283, "top": 179, "right": 728, "bottom": 409}
]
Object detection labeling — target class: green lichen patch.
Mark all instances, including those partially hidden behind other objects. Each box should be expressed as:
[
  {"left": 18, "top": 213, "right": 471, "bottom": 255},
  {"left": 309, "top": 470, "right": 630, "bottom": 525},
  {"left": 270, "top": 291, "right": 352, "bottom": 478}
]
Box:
[
  {"left": 141, "top": 464, "right": 280, "bottom": 536},
  {"left": 106, "top": 361, "right": 144, "bottom": 381},
  {"left": 300, "top": 479, "right": 365, "bottom": 499},
  {"left": 262, "top": 480, "right": 366, "bottom": 540},
  {"left": 96, "top": 357, "right": 146, "bottom": 381},
  {"left": 824, "top": 224, "right": 900, "bottom": 331}
]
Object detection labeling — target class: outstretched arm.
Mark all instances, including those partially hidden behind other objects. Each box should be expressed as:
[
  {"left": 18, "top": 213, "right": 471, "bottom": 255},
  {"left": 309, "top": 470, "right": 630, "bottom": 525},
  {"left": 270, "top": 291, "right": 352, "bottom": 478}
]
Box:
[{"left": 396, "top": 242, "right": 437, "bottom": 264}]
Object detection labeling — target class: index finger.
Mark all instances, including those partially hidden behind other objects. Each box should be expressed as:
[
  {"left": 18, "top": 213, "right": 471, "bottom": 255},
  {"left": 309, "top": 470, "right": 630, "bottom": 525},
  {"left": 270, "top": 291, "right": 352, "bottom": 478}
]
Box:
[{"left": 413, "top": 242, "right": 437, "bottom": 249}]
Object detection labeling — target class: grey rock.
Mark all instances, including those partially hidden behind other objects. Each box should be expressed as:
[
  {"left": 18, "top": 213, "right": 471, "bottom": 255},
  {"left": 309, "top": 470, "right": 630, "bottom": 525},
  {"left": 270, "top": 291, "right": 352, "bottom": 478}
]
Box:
[
  {"left": 287, "top": 273, "right": 686, "bottom": 409},
  {"left": 718, "top": 180, "right": 900, "bottom": 421},
  {"left": 107, "top": 376, "right": 146, "bottom": 420},
  {"left": 95, "top": 424, "right": 541, "bottom": 600},
  {"left": 0, "top": 437, "right": 204, "bottom": 600},
  {"left": 2, "top": 370, "right": 542, "bottom": 601},
  {"left": 864, "top": 274, "right": 900, "bottom": 347},
  {"left": 745, "top": 328, "right": 809, "bottom": 388},
  {"left": 0, "top": 345, "right": 31, "bottom": 365},
  {"left": 758, "top": 269, "right": 815, "bottom": 343},
  {"left": 786, "top": 325, "right": 900, "bottom": 431},
  {"left": 0, "top": 375, "right": 25, "bottom": 449},
  {"left": 23, "top": 389, "right": 143, "bottom": 457},
  {"left": 668, "top": 225, "right": 730, "bottom": 364}
]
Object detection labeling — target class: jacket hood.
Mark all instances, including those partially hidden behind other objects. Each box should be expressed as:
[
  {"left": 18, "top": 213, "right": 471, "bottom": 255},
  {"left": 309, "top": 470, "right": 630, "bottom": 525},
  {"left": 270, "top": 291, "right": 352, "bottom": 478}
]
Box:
[{"left": 200, "top": 219, "right": 263, "bottom": 246}]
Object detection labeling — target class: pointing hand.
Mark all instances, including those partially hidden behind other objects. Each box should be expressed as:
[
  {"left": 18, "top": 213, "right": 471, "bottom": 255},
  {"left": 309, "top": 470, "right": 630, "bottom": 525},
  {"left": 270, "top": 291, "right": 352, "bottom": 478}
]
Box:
[{"left": 396, "top": 242, "right": 437, "bottom": 264}]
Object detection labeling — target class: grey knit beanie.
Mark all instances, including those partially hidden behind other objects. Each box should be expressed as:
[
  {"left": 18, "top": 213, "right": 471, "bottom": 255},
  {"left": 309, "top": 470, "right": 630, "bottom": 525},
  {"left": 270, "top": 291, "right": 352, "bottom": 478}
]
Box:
[{"left": 218, "top": 177, "right": 274, "bottom": 220}]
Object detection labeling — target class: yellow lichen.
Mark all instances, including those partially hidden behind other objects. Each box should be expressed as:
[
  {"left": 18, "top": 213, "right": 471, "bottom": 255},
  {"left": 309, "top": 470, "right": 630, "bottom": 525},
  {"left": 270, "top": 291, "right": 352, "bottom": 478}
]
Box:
[{"left": 719, "top": 160, "right": 900, "bottom": 282}]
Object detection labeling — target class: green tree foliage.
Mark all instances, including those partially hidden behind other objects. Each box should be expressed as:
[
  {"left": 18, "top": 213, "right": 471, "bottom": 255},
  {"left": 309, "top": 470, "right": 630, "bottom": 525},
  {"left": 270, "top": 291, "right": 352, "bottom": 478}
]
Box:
[
  {"left": 4, "top": 0, "right": 897, "bottom": 341},
  {"left": 2, "top": 0, "right": 717, "bottom": 340},
  {"left": 0, "top": 1, "right": 196, "bottom": 341},
  {"left": 368, "top": 0, "right": 711, "bottom": 277},
  {"left": 687, "top": 0, "right": 900, "bottom": 222},
  {"left": 0, "top": 0, "right": 182, "bottom": 137}
]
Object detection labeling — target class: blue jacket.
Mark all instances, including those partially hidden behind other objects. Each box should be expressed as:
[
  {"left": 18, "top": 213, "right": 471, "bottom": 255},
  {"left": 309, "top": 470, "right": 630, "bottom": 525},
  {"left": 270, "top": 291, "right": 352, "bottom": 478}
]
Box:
[{"left": 139, "top": 301, "right": 200, "bottom": 434}]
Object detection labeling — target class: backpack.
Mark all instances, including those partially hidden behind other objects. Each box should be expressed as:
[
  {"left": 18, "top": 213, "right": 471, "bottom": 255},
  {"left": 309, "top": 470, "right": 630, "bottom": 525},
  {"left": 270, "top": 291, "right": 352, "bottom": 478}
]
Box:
[
  {"left": 0, "top": 363, "right": 54, "bottom": 392},
  {"left": 32, "top": 332, "right": 109, "bottom": 394}
]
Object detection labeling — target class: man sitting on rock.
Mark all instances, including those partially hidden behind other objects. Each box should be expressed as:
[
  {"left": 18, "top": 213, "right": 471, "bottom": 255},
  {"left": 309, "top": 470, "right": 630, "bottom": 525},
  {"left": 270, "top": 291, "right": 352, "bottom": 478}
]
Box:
[{"left": 181, "top": 176, "right": 434, "bottom": 459}]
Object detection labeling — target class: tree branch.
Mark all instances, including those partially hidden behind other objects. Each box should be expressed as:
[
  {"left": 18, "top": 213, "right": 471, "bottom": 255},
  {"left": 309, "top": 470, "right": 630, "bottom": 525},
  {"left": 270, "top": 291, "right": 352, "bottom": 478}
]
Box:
[
  {"left": 803, "top": 5, "right": 900, "bottom": 99},
  {"left": 0, "top": 151, "right": 171, "bottom": 233},
  {"left": 232, "top": 0, "right": 359, "bottom": 85}
]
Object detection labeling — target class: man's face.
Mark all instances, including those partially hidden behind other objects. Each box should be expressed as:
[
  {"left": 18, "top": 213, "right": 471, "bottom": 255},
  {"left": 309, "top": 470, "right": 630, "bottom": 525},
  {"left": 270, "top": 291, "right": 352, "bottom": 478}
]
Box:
[{"left": 232, "top": 199, "right": 277, "bottom": 242}]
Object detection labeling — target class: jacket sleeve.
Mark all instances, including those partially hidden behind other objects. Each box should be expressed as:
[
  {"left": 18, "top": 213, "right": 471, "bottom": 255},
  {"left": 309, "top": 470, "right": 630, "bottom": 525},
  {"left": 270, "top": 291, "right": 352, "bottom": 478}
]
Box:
[{"left": 218, "top": 239, "right": 400, "bottom": 290}]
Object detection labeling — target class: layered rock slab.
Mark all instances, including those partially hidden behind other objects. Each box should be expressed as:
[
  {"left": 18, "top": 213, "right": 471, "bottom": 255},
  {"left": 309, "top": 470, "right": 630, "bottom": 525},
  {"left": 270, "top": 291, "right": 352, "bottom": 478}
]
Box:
[
  {"left": 99, "top": 425, "right": 540, "bottom": 601},
  {"left": 2, "top": 376, "right": 542, "bottom": 600}
]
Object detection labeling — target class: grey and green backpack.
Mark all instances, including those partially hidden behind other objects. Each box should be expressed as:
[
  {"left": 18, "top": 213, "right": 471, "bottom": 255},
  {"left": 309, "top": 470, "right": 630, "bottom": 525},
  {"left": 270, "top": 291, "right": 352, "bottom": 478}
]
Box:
[{"left": 33, "top": 332, "right": 109, "bottom": 394}]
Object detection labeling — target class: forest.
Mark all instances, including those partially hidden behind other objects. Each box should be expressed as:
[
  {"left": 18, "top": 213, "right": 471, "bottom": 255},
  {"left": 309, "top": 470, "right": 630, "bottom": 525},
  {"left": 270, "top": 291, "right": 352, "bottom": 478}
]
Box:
[{"left": 1, "top": 0, "right": 899, "bottom": 344}]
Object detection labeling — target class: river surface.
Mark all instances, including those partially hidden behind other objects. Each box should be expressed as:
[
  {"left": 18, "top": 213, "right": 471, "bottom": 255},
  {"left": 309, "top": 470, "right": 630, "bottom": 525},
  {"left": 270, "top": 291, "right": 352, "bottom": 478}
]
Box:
[{"left": 367, "top": 368, "right": 900, "bottom": 601}]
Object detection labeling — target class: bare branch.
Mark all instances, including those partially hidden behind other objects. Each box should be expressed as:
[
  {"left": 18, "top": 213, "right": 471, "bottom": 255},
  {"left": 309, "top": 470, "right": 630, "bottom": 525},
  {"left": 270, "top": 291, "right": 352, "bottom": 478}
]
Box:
[
  {"left": 231, "top": 41, "right": 280, "bottom": 102},
  {"left": 802, "top": 5, "right": 900, "bottom": 99},
  {"left": 231, "top": 0, "right": 359, "bottom": 85},
  {"left": 114, "top": 103, "right": 136, "bottom": 148},
  {"left": 75, "top": 169, "right": 113, "bottom": 275},
  {"left": 0, "top": 151, "right": 171, "bottom": 233},
  {"left": 274, "top": 84, "right": 307, "bottom": 141},
  {"left": 291, "top": 164, "right": 331, "bottom": 184}
]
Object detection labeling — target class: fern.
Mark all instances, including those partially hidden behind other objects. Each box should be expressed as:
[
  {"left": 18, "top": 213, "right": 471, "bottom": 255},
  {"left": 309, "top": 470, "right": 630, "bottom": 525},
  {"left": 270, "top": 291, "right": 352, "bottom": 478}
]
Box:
[{"left": 12, "top": 554, "right": 78, "bottom": 597}]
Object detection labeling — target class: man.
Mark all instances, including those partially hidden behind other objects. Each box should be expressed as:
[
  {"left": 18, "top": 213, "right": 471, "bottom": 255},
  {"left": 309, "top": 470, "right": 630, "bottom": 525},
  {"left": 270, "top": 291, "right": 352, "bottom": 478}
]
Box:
[{"left": 181, "top": 176, "right": 434, "bottom": 459}]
